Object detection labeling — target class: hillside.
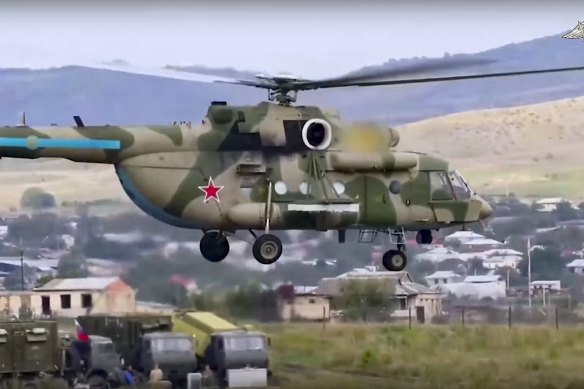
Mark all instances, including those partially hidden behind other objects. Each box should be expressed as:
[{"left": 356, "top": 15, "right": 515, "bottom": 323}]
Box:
[
  {"left": 399, "top": 96, "right": 584, "bottom": 199},
  {"left": 0, "top": 96, "right": 581, "bottom": 210},
  {"left": 0, "top": 32, "right": 582, "bottom": 127}
]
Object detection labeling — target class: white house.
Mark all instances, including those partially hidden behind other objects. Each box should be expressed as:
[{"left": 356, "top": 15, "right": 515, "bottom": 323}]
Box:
[
  {"left": 566, "top": 259, "right": 584, "bottom": 274},
  {"left": 481, "top": 248, "right": 523, "bottom": 257},
  {"left": 534, "top": 198, "right": 577, "bottom": 212},
  {"left": 460, "top": 238, "right": 505, "bottom": 252},
  {"left": 444, "top": 231, "right": 485, "bottom": 245},
  {"left": 430, "top": 274, "right": 506, "bottom": 300},
  {"left": 415, "top": 247, "right": 462, "bottom": 263},
  {"left": 424, "top": 271, "right": 464, "bottom": 286},
  {"left": 0, "top": 276, "right": 136, "bottom": 318},
  {"left": 530, "top": 280, "right": 561, "bottom": 294},
  {"left": 483, "top": 255, "right": 522, "bottom": 270}
]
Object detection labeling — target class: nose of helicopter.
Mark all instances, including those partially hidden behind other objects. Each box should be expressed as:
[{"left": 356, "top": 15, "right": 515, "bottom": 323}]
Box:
[{"left": 478, "top": 196, "right": 493, "bottom": 220}]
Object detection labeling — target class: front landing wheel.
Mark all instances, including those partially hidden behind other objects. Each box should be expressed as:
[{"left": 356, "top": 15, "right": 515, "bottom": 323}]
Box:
[
  {"left": 382, "top": 249, "right": 407, "bottom": 272},
  {"left": 252, "top": 234, "right": 283, "bottom": 265},
  {"left": 200, "top": 231, "right": 230, "bottom": 262}
]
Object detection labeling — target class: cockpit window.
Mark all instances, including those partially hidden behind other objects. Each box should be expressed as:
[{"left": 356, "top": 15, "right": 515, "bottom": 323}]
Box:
[
  {"left": 429, "top": 171, "right": 454, "bottom": 201},
  {"left": 448, "top": 170, "right": 473, "bottom": 200}
]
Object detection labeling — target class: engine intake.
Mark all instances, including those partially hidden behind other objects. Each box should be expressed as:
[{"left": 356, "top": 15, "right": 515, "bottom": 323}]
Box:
[{"left": 301, "top": 119, "right": 332, "bottom": 150}]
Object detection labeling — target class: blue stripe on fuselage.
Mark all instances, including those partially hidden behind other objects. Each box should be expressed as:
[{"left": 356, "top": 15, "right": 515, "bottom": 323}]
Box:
[{"left": 0, "top": 137, "right": 121, "bottom": 150}]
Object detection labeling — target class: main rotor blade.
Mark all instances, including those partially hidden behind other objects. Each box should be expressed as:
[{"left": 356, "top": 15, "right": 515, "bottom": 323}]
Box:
[
  {"left": 317, "top": 66, "right": 584, "bottom": 89},
  {"left": 309, "top": 65, "right": 584, "bottom": 89},
  {"left": 292, "top": 57, "right": 498, "bottom": 90},
  {"left": 77, "top": 62, "right": 244, "bottom": 84}
]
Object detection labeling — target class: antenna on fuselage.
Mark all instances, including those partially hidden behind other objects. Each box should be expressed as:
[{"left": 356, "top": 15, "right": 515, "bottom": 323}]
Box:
[
  {"left": 73, "top": 115, "right": 85, "bottom": 127},
  {"left": 17, "top": 112, "right": 26, "bottom": 127}
]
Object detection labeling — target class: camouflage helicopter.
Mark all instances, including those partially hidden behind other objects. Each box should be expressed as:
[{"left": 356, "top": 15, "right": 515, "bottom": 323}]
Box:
[{"left": 1, "top": 59, "right": 584, "bottom": 272}]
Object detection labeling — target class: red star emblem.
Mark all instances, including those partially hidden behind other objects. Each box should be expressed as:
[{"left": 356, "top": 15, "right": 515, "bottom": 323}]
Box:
[{"left": 198, "top": 177, "right": 224, "bottom": 203}]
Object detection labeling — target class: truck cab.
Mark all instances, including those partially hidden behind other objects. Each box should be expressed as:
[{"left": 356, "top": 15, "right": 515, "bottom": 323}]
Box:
[
  {"left": 137, "top": 332, "right": 197, "bottom": 383},
  {"left": 206, "top": 331, "right": 269, "bottom": 372}
]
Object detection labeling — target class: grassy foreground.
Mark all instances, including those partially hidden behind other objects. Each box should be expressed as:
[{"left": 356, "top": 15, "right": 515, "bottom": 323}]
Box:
[{"left": 261, "top": 323, "right": 584, "bottom": 389}]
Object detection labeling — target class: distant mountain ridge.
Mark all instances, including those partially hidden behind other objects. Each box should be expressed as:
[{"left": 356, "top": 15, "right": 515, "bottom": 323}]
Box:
[{"left": 0, "top": 32, "right": 582, "bottom": 126}]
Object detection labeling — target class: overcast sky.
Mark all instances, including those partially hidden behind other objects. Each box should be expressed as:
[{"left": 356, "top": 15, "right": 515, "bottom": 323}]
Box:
[{"left": 0, "top": 1, "right": 582, "bottom": 78}]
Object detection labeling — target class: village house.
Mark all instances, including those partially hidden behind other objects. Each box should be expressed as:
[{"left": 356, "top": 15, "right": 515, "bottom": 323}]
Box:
[
  {"left": 0, "top": 276, "right": 137, "bottom": 318},
  {"left": 276, "top": 284, "right": 331, "bottom": 321},
  {"left": 0, "top": 257, "right": 59, "bottom": 282},
  {"left": 443, "top": 231, "right": 485, "bottom": 246},
  {"left": 529, "top": 280, "right": 561, "bottom": 295},
  {"left": 415, "top": 247, "right": 461, "bottom": 263},
  {"left": 482, "top": 255, "right": 522, "bottom": 270},
  {"left": 315, "top": 268, "right": 444, "bottom": 323},
  {"left": 534, "top": 198, "right": 577, "bottom": 212},
  {"left": 432, "top": 274, "right": 506, "bottom": 300},
  {"left": 566, "top": 259, "right": 584, "bottom": 274},
  {"left": 458, "top": 238, "right": 504, "bottom": 253},
  {"left": 424, "top": 271, "right": 464, "bottom": 286}
]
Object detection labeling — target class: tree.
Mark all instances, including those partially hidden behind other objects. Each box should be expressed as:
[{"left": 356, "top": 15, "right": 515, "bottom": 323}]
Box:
[
  {"left": 552, "top": 201, "right": 579, "bottom": 222},
  {"left": 3, "top": 265, "right": 35, "bottom": 290},
  {"left": 437, "top": 258, "right": 466, "bottom": 273},
  {"left": 339, "top": 279, "right": 394, "bottom": 321},
  {"left": 57, "top": 250, "right": 89, "bottom": 278},
  {"left": 20, "top": 187, "right": 57, "bottom": 209},
  {"left": 467, "top": 258, "right": 486, "bottom": 275},
  {"left": 7, "top": 213, "right": 72, "bottom": 243},
  {"left": 517, "top": 246, "right": 565, "bottom": 280}
]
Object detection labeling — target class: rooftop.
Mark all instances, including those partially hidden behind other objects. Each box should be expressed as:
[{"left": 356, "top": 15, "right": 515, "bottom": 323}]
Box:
[
  {"left": 35, "top": 276, "right": 121, "bottom": 291},
  {"left": 445, "top": 231, "right": 485, "bottom": 239},
  {"left": 566, "top": 259, "right": 584, "bottom": 268},
  {"left": 424, "top": 271, "right": 462, "bottom": 280},
  {"left": 464, "top": 275, "right": 503, "bottom": 283}
]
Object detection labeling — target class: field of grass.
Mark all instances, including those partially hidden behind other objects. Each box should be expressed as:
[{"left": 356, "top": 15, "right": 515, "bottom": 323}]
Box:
[
  {"left": 399, "top": 96, "right": 584, "bottom": 202},
  {"left": 462, "top": 167, "right": 584, "bottom": 200},
  {"left": 261, "top": 323, "right": 584, "bottom": 389}
]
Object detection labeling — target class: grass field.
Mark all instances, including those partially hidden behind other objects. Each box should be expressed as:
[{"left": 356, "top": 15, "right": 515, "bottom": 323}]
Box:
[
  {"left": 462, "top": 167, "right": 584, "bottom": 200},
  {"left": 262, "top": 323, "right": 584, "bottom": 389}
]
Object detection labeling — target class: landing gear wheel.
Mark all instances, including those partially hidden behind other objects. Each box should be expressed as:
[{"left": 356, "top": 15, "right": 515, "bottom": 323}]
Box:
[
  {"left": 200, "top": 231, "right": 230, "bottom": 262},
  {"left": 252, "top": 234, "right": 283, "bottom": 265},
  {"left": 382, "top": 249, "right": 407, "bottom": 272},
  {"left": 416, "top": 229, "right": 433, "bottom": 244}
]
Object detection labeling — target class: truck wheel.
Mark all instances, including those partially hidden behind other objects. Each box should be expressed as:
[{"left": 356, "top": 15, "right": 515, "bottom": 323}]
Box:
[
  {"left": 51, "top": 378, "right": 70, "bottom": 389},
  {"left": 87, "top": 375, "right": 108, "bottom": 389}
]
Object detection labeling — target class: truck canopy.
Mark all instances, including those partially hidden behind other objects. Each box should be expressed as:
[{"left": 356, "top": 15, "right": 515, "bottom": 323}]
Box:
[
  {"left": 173, "top": 311, "right": 242, "bottom": 354},
  {"left": 0, "top": 320, "right": 61, "bottom": 374},
  {"left": 76, "top": 315, "right": 173, "bottom": 361}
]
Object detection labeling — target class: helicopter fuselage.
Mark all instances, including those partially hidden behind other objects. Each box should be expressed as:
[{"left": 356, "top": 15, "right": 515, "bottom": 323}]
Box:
[{"left": 0, "top": 102, "right": 491, "bottom": 235}]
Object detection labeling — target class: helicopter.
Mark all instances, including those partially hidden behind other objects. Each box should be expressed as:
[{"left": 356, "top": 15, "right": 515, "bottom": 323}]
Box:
[{"left": 1, "top": 58, "right": 583, "bottom": 272}]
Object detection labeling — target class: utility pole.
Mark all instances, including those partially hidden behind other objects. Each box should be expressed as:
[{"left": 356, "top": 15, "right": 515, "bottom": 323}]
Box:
[
  {"left": 19, "top": 236, "right": 24, "bottom": 291},
  {"left": 527, "top": 237, "right": 532, "bottom": 310}
]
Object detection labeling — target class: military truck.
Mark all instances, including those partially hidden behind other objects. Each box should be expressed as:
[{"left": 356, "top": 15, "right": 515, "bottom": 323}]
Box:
[
  {"left": 172, "top": 311, "right": 270, "bottom": 388},
  {"left": 0, "top": 318, "right": 68, "bottom": 389},
  {"left": 76, "top": 315, "right": 198, "bottom": 387},
  {"left": 59, "top": 331, "right": 121, "bottom": 388}
]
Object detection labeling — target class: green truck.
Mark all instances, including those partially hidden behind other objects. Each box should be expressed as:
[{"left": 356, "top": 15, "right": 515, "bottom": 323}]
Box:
[
  {"left": 172, "top": 311, "right": 271, "bottom": 388},
  {"left": 76, "top": 314, "right": 198, "bottom": 387},
  {"left": 0, "top": 318, "right": 69, "bottom": 389},
  {"left": 59, "top": 331, "right": 121, "bottom": 388}
]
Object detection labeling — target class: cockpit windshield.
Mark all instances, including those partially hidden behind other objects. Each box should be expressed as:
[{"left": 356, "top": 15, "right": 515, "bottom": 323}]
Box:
[
  {"left": 448, "top": 170, "right": 473, "bottom": 200},
  {"left": 224, "top": 336, "right": 265, "bottom": 351},
  {"left": 151, "top": 338, "right": 193, "bottom": 353}
]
